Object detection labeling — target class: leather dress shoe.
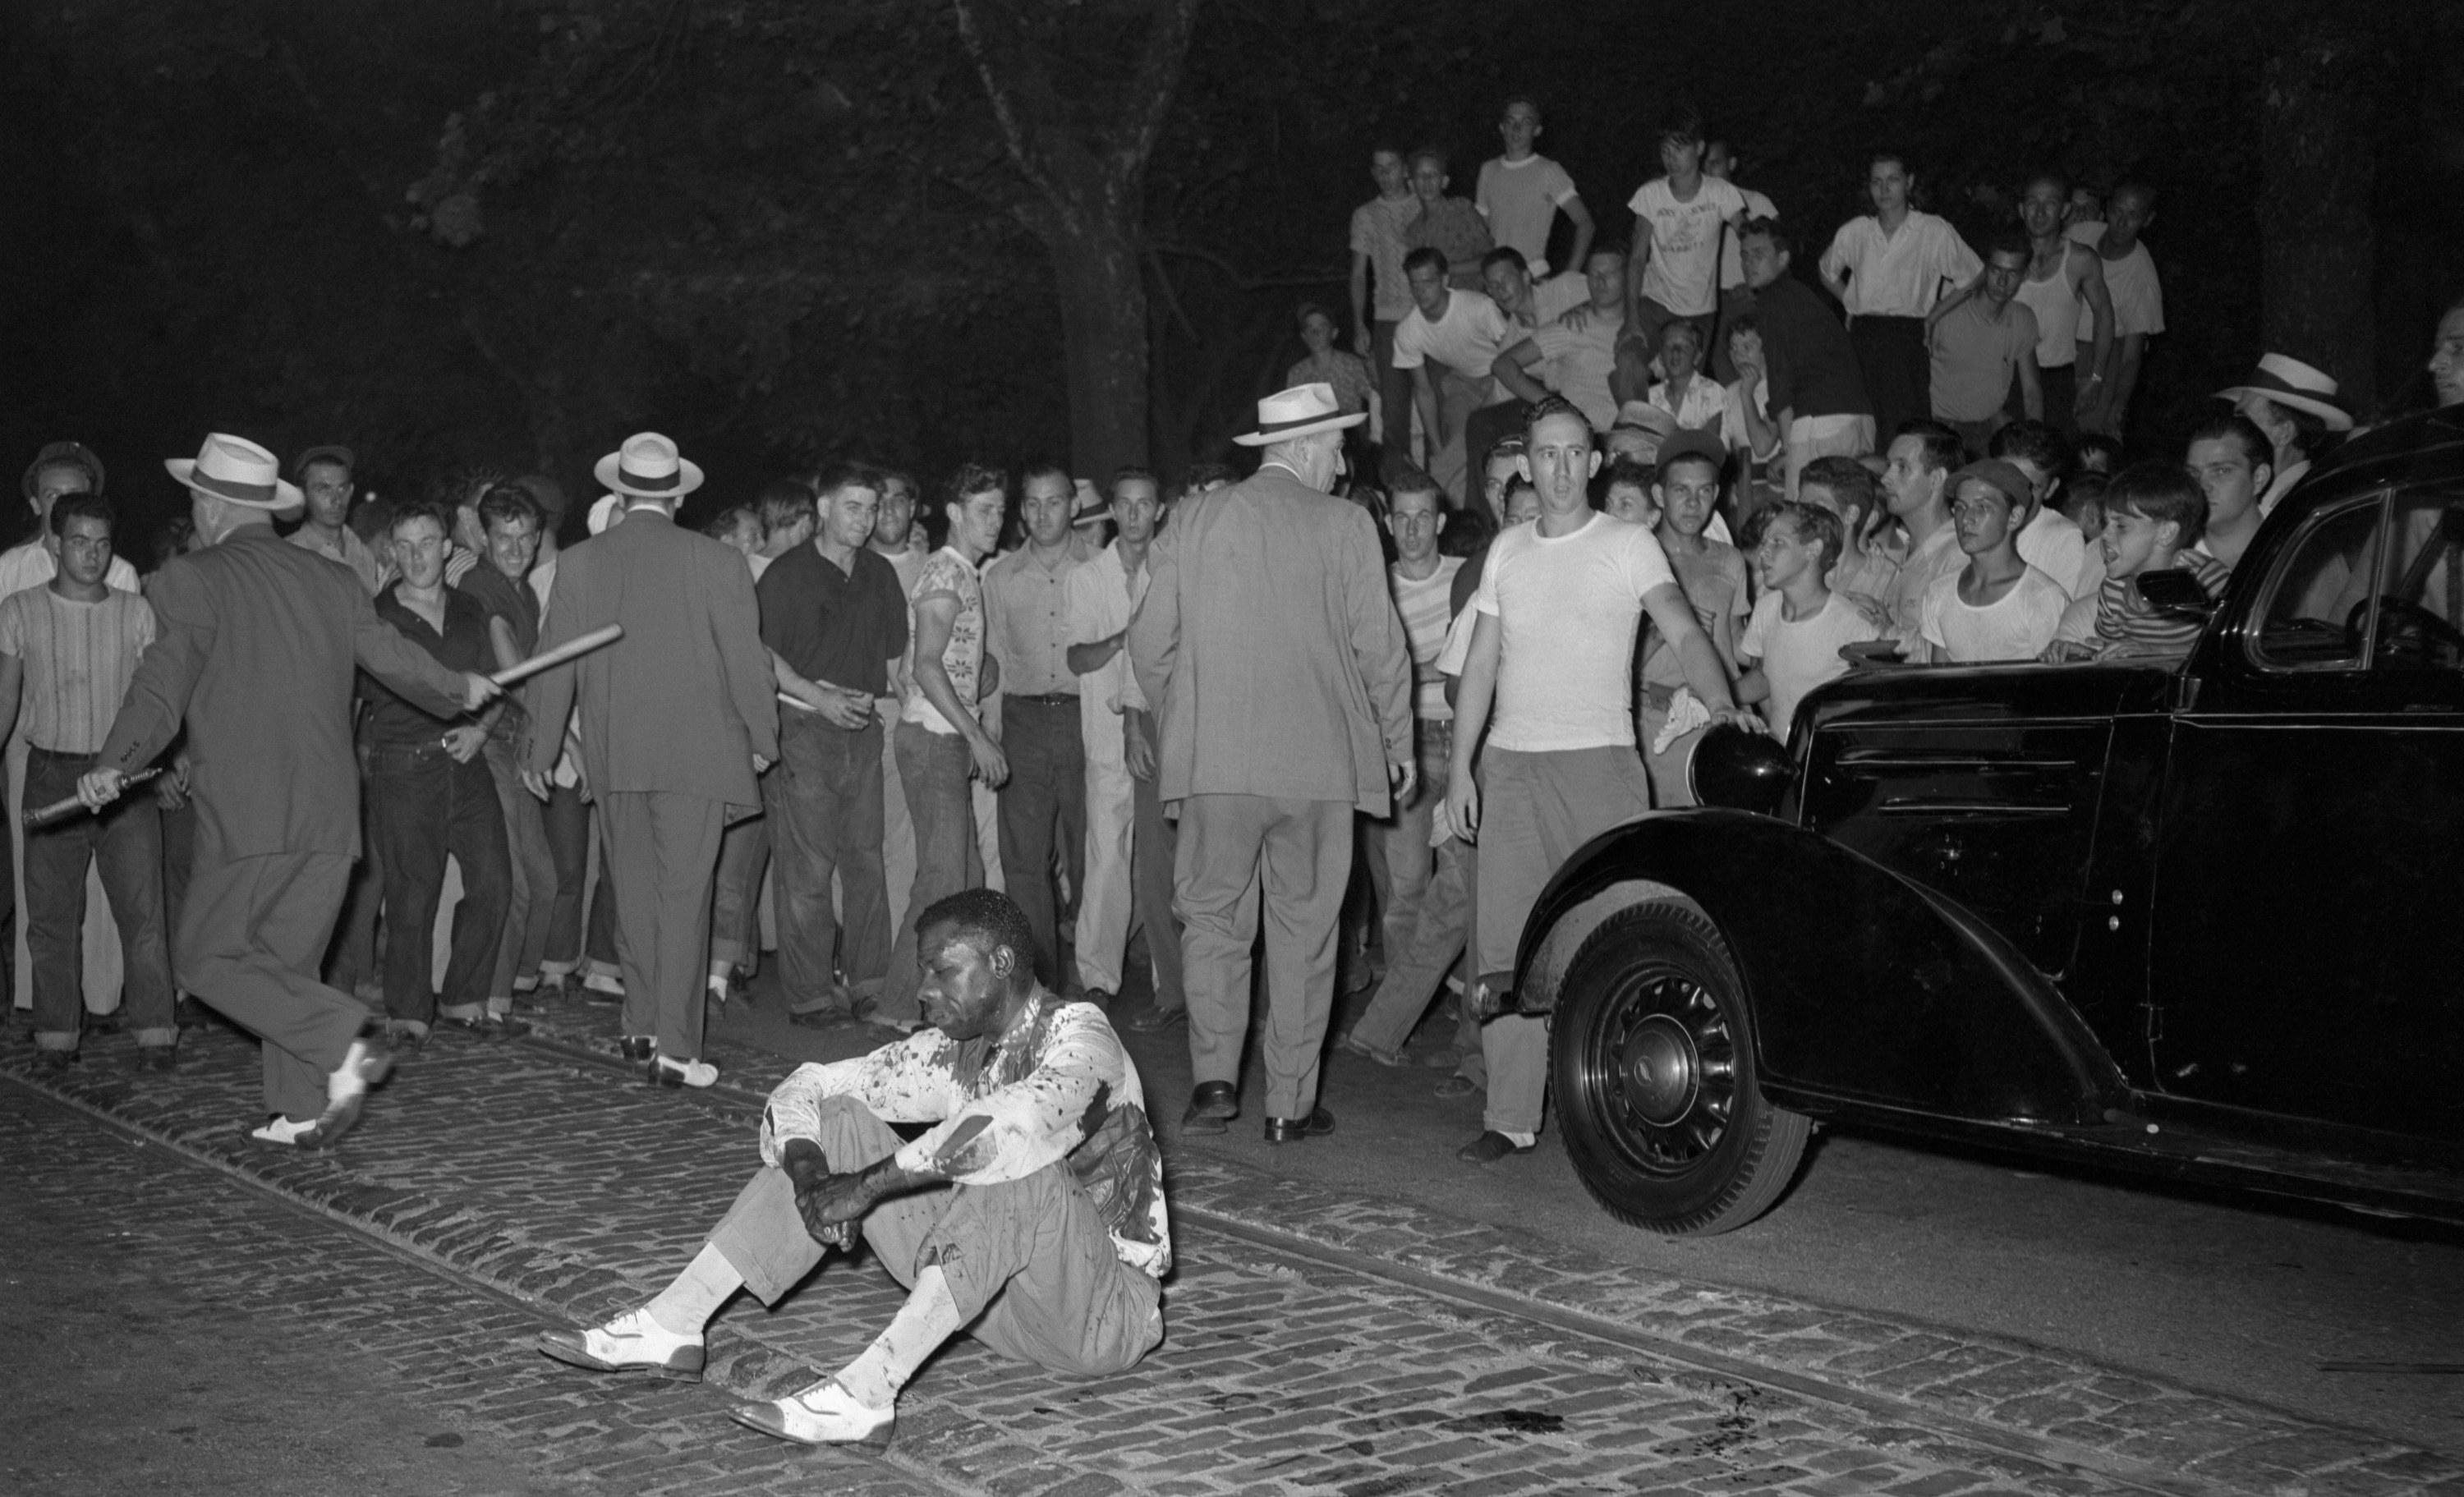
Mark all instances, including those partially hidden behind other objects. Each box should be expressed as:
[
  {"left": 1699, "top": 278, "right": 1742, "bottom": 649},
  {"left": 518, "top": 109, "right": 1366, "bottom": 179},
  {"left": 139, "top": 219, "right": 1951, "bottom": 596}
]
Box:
[
  {"left": 1182, "top": 1081, "right": 1237, "bottom": 1134},
  {"left": 537, "top": 1308, "right": 704, "bottom": 1380},
  {"left": 1263, "top": 1105, "right": 1335, "bottom": 1144},
  {"left": 1457, "top": 1129, "right": 1536, "bottom": 1164},
  {"left": 618, "top": 1036, "right": 657, "bottom": 1063},
  {"left": 650, "top": 1054, "right": 719, "bottom": 1089},
  {"left": 34, "top": 1048, "right": 78, "bottom": 1072},
  {"left": 1121, "top": 1003, "right": 1186, "bottom": 1034},
  {"left": 729, "top": 1375, "right": 894, "bottom": 1448}
]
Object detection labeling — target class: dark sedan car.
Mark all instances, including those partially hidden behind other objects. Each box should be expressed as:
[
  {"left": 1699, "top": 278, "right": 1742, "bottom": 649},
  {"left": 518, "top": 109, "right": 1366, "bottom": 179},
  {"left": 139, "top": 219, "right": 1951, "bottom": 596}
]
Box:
[{"left": 1516, "top": 408, "right": 2464, "bottom": 1234}]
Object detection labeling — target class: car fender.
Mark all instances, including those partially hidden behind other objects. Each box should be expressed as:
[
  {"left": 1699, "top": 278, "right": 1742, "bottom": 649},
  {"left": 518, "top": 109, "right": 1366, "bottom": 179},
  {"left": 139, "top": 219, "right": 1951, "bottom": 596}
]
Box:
[{"left": 1514, "top": 808, "right": 2133, "bottom": 1127}]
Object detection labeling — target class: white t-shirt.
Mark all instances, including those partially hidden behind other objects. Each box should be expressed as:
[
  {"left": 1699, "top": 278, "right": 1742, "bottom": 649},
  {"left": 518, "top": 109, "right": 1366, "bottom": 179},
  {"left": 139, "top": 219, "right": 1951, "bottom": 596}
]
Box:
[
  {"left": 1391, "top": 557, "right": 1464, "bottom": 720},
  {"left": 1531, "top": 317, "right": 1621, "bottom": 430},
  {"left": 1626, "top": 177, "right": 1748, "bottom": 317},
  {"left": 1818, "top": 212, "right": 1981, "bottom": 319},
  {"left": 1717, "top": 186, "right": 1779, "bottom": 290},
  {"left": 1392, "top": 288, "right": 1514, "bottom": 388},
  {"left": 1919, "top": 566, "right": 2068, "bottom": 663},
  {"left": 1476, "top": 154, "right": 1579, "bottom": 274},
  {"left": 2016, "top": 506, "right": 2096, "bottom": 599},
  {"left": 2066, "top": 225, "right": 2164, "bottom": 341},
  {"left": 1740, "top": 590, "right": 1880, "bottom": 741},
  {"left": 1474, "top": 512, "right": 1676, "bottom": 751}
]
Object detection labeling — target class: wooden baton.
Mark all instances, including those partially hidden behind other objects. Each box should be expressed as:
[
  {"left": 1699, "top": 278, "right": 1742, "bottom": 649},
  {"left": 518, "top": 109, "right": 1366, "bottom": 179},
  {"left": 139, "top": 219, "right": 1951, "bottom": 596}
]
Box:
[
  {"left": 490, "top": 623, "right": 624, "bottom": 687},
  {"left": 24, "top": 767, "right": 163, "bottom": 829}
]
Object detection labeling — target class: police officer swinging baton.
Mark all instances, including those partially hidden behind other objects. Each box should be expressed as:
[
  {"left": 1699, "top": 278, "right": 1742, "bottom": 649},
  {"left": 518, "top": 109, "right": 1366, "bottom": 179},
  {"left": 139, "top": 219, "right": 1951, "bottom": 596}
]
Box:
[{"left": 22, "top": 623, "right": 625, "bottom": 829}]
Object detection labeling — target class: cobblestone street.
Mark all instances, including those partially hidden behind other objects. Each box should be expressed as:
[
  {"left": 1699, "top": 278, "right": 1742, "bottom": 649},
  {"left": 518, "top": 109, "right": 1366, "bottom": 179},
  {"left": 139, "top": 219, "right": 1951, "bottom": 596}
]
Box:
[{"left": 4, "top": 996, "right": 2457, "bottom": 1497}]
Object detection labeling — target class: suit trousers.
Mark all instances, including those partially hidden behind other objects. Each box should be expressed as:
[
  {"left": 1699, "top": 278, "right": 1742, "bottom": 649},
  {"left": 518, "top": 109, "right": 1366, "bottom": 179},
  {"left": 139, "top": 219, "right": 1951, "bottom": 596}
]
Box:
[
  {"left": 996, "top": 696, "right": 1084, "bottom": 989},
  {"left": 537, "top": 781, "right": 590, "bottom": 978},
  {"left": 1175, "top": 793, "right": 1350, "bottom": 1120},
  {"left": 710, "top": 1096, "right": 1161, "bottom": 1376},
  {"left": 765, "top": 714, "right": 889, "bottom": 1006},
  {"left": 180, "top": 849, "right": 365, "bottom": 1121},
  {"left": 709, "top": 810, "right": 770, "bottom": 974},
  {"left": 324, "top": 742, "right": 384, "bottom": 999},
  {"left": 881, "top": 723, "right": 981, "bottom": 1023},
  {"left": 482, "top": 737, "right": 556, "bottom": 999},
  {"left": 1073, "top": 697, "right": 1133, "bottom": 994},
  {"left": 24, "top": 748, "right": 174, "bottom": 1048},
  {"left": 1473, "top": 746, "right": 1653, "bottom": 1137},
  {"left": 596, "top": 791, "right": 727, "bottom": 1058}
]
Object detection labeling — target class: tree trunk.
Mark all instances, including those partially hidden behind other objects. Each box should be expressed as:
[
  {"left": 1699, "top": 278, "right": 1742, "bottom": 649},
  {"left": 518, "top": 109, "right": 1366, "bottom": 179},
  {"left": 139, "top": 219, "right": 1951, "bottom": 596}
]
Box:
[
  {"left": 2260, "top": 23, "right": 2379, "bottom": 411},
  {"left": 1047, "top": 208, "right": 1152, "bottom": 479}
]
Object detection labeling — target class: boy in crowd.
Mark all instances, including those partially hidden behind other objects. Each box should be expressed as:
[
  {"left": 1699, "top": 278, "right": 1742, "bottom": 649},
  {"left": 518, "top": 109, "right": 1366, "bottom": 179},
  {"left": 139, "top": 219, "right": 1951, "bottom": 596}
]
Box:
[
  {"left": 2046, "top": 462, "right": 2228, "bottom": 662},
  {"left": 1475, "top": 96, "right": 1592, "bottom": 278},
  {"left": 1919, "top": 461, "right": 2068, "bottom": 664},
  {"left": 1638, "top": 434, "right": 1747, "bottom": 806},
  {"left": 1795, "top": 456, "right": 1897, "bottom": 614},
  {"left": 1989, "top": 420, "right": 2098, "bottom": 598},
  {"left": 2062, "top": 471, "right": 2110, "bottom": 546},
  {"left": 1404, "top": 147, "right": 1493, "bottom": 291},
  {"left": 1645, "top": 319, "right": 1726, "bottom": 437},
  {"left": 2183, "top": 413, "right": 2275, "bottom": 573},
  {"left": 1598, "top": 457, "right": 1660, "bottom": 529},
  {"left": 1738, "top": 501, "right": 1882, "bottom": 741},
  {"left": 1927, "top": 236, "right": 2041, "bottom": 454},
  {"left": 1624, "top": 105, "right": 1748, "bottom": 374},
  {"left": 0, "top": 493, "right": 176, "bottom": 1069},
  {"left": 1350, "top": 145, "right": 1422, "bottom": 479},
  {"left": 1395, "top": 246, "right": 1515, "bottom": 507}
]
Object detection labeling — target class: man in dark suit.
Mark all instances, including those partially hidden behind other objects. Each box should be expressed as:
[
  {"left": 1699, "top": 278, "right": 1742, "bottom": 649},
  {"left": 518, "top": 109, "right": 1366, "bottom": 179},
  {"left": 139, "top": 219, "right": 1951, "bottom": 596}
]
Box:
[
  {"left": 522, "top": 433, "right": 777, "bottom": 1088},
  {"left": 80, "top": 434, "right": 499, "bottom": 1146},
  {"left": 1129, "top": 385, "right": 1414, "bottom": 1145}
]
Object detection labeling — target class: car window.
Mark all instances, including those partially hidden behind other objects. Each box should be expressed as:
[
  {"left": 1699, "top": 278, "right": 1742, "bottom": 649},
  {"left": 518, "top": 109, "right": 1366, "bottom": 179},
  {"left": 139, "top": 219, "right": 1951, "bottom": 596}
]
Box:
[
  {"left": 2370, "top": 492, "right": 2464, "bottom": 671},
  {"left": 2250, "top": 495, "right": 2383, "bottom": 673}
]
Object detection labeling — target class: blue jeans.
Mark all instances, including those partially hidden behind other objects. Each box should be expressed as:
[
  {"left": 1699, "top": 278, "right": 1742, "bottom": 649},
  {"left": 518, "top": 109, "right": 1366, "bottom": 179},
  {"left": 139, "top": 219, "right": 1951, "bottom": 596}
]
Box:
[
  {"left": 765, "top": 714, "right": 889, "bottom": 1007},
  {"left": 24, "top": 747, "right": 174, "bottom": 1048},
  {"left": 365, "top": 739, "right": 509, "bottom": 1024}
]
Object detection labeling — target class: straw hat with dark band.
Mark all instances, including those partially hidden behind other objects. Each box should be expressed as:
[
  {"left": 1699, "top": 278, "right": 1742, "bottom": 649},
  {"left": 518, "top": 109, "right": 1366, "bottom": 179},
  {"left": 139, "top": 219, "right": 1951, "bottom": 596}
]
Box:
[{"left": 164, "top": 434, "right": 305, "bottom": 517}]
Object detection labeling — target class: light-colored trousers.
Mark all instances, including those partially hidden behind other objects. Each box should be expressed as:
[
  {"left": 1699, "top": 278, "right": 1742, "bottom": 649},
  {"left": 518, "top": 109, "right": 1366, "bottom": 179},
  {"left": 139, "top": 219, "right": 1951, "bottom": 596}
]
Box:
[
  {"left": 1074, "top": 696, "right": 1135, "bottom": 994},
  {"left": 1175, "top": 793, "right": 1350, "bottom": 1120},
  {"left": 1473, "top": 746, "right": 1654, "bottom": 1138}
]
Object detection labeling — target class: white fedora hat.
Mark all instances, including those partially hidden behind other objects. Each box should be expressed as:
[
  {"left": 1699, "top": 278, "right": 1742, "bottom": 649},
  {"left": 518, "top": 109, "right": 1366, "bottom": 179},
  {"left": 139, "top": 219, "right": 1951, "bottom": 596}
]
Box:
[
  {"left": 1233, "top": 383, "right": 1368, "bottom": 447},
  {"left": 2216, "top": 353, "right": 2353, "bottom": 432},
  {"left": 592, "top": 431, "right": 706, "bottom": 499},
  {"left": 163, "top": 433, "right": 304, "bottom": 517}
]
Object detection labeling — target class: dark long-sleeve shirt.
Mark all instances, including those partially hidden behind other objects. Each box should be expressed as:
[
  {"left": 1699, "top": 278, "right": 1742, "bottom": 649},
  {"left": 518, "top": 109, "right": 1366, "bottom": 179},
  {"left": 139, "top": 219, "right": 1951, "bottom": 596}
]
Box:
[
  {"left": 358, "top": 583, "right": 491, "bottom": 747},
  {"left": 1757, "top": 274, "right": 1873, "bottom": 423}
]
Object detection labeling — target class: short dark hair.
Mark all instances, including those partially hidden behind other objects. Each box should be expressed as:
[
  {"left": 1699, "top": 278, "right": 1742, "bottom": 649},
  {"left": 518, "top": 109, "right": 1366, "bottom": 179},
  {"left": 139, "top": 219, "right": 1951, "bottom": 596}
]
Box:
[
  {"left": 702, "top": 503, "right": 760, "bottom": 542},
  {"left": 1724, "top": 311, "right": 1761, "bottom": 346},
  {"left": 1988, "top": 419, "right": 2071, "bottom": 484},
  {"left": 48, "top": 490, "right": 114, "bottom": 537},
  {"left": 1654, "top": 103, "right": 1705, "bottom": 153},
  {"left": 1020, "top": 460, "right": 1073, "bottom": 496},
  {"left": 1501, "top": 94, "right": 1542, "bottom": 122},
  {"left": 1984, "top": 232, "right": 2034, "bottom": 265},
  {"left": 2023, "top": 168, "right": 2069, "bottom": 200},
  {"left": 2186, "top": 412, "right": 2273, "bottom": 471},
  {"left": 1798, "top": 455, "right": 1881, "bottom": 521},
  {"left": 1766, "top": 499, "right": 1842, "bottom": 572},
  {"left": 813, "top": 460, "right": 884, "bottom": 504},
  {"left": 877, "top": 466, "right": 919, "bottom": 497},
  {"left": 299, "top": 453, "right": 353, "bottom": 484},
  {"left": 1738, "top": 217, "right": 1791, "bottom": 259},
  {"left": 1896, "top": 418, "right": 1963, "bottom": 475},
  {"left": 1402, "top": 246, "right": 1450, "bottom": 280},
  {"left": 2074, "top": 432, "right": 2124, "bottom": 473},
  {"left": 1110, "top": 465, "right": 1158, "bottom": 498},
  {"left": 1294, "top": 301, "right": 1337, "bottom": 331},
  {"left": 1179, "top": 461, "right": 1236, "bottom": 498},
  {"left": 476, "top": 483, "right": 540, "bottom": 535},
  {"left": 388, "top": 499, "right": 451, "bottom": 539},
  {"left": 756, "top": 479, "right": 816, "bottom": 535},
  {"left": 1601, "top": 456, "right": 1655, "bottom": 497},
  {"left": 2062, "top": 471, "right": 2111, "bottom": 523},
  {"left": 1409, "top": 144, "right": 1449, "bottom": 175},
  {"left": 2106, "top": 460, "right": 2209, "bottom": 547},
  {"left": 914, "top": 888, "right": 1039, "bottom": 993},
  {"left": 1386, "top": 462, "right": 1442, "bottom": 504},
  {"left": 1439, "top": 502, "right": 1496, "bottom": 556},
  {"left": 1522, "top": 395, "right": 1593, "bottom": 445},
  {"left": 945, "top": 461, "right": 1009, "bottom": 512},
  {"left": 1657, "top": 318, "right": 1706, "bottom": 353},
  {"left": 1480, "top": 246, "right": 1531, "bottom": 278}
]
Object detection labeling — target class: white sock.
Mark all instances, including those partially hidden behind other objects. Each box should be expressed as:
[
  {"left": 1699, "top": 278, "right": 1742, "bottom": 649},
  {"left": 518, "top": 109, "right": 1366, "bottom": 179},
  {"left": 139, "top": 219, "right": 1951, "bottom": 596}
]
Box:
[
  {"left": 831, "top": 1265, "right": 962, "bottom": 1410},
  {"left": 645, "top": 1242, "right": 742, "bottom": 1337}
]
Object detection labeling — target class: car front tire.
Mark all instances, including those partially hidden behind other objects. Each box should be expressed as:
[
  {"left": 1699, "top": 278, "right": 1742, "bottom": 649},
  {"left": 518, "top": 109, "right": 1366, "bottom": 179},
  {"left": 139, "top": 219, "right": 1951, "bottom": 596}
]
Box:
[{"left": 1550, "top": 899, "right": 1809, "bottom": 1235}]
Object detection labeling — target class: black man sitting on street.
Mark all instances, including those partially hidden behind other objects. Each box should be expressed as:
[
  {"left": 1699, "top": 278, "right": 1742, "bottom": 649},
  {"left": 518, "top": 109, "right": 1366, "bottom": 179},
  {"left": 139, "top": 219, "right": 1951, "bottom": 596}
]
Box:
[{"left": 537, "top": 887, "right": 1168, "bottom": 1449}]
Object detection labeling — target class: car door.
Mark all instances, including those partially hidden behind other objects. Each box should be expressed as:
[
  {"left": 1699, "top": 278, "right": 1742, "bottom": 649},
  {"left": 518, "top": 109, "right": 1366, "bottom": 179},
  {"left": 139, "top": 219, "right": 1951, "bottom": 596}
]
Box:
[{"left": 2148, "top": 484, "right": 2464, "bottom": 1141}]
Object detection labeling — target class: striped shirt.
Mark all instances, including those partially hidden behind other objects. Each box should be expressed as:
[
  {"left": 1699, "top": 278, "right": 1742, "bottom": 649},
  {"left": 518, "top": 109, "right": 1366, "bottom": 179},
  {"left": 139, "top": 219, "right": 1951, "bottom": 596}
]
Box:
[
  {"left": 2084, "top": 553, "right": 2231, "bottom": 657},
  {"left": 1392, "top": 558, "right": 1464, "bottom": 721},
  {"left": 0, "top": 585, "right": 156, "bottom": 754}
]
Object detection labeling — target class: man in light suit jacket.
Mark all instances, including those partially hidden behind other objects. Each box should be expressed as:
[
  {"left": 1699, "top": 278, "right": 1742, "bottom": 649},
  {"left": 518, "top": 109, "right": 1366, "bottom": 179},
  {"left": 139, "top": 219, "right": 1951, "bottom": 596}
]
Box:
[
  {"left": 1129, "top": 385, "right": 1414, "bottom": 1144},
  {"left": 522, "top": 433, "right": 778, "bottom": 1088}
]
